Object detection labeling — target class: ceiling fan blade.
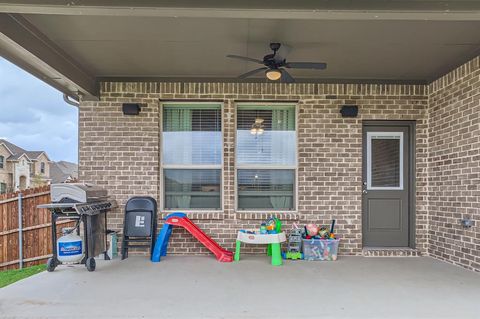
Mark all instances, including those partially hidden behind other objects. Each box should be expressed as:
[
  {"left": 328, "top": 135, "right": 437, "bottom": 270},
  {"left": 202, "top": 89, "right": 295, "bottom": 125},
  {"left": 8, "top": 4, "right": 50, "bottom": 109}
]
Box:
[
  {"left": 285, "top": 62, "right": 327, "bottom": 70},
  {"left": 280, "top": 69, "right": 295, "bottom": 83},
  {"left": 226, "top": 55, "right": 263, "bottom": 64},
  {"left": 238, "top": 67, "right": 268, "bottom": 79}
]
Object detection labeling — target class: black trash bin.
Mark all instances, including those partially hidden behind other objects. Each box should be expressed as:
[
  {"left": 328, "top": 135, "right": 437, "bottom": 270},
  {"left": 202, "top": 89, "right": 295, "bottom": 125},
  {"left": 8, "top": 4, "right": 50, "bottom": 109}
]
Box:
[{"left": 121, "top": 196, "right": 157, "bottom": 259}]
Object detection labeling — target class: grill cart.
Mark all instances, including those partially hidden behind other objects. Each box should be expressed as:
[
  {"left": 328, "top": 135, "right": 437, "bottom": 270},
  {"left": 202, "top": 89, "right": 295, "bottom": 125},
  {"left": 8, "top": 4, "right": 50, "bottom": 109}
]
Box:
[{"left": 38, "top": 183, "right": 116, "bottom": 272}]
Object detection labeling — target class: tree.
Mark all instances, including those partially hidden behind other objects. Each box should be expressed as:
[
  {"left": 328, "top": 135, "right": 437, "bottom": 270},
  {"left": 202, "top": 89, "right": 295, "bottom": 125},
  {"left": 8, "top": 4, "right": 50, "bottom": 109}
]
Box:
[{"left": 31, "top": 174, "right": 47, "bottom": 187}]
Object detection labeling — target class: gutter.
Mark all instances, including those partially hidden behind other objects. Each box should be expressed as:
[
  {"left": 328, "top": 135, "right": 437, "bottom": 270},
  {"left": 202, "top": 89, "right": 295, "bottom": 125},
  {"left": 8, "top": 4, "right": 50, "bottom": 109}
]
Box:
[{"left": 63, "top": 94, "right": 79, "bottom": 107}]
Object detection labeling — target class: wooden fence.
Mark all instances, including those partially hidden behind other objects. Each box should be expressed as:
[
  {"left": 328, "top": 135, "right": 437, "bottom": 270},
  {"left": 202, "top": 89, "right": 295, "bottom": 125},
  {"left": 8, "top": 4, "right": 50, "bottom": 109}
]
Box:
[{"left": 0, "top": 186, "right": 74, "bottom": 270}]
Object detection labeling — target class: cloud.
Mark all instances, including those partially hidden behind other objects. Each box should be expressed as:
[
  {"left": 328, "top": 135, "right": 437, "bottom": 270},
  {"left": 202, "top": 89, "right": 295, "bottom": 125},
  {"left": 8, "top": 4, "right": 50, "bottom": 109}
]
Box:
[{"left": 0, "top": 58, "right": 78, "bottom": 163}]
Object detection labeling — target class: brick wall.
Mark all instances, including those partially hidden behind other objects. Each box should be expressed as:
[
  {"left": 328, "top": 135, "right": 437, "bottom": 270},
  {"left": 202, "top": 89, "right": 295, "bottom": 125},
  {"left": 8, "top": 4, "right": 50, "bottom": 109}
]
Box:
[
  {"left": 427, "top": 56, "right": 480, "bottom": 271},
  {"left": 79, "top": 82, "right": 429, "bottom": 256}
]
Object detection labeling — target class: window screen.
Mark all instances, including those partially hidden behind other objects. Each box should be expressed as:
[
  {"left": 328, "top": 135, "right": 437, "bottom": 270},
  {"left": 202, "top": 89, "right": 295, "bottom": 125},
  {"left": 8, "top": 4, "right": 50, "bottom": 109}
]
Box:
[
  {"left": 237, "top": 169, "right": 294, "bottom": 210},
  {"left": 164, "top": 169, "right": 221, "bottom": 210}
]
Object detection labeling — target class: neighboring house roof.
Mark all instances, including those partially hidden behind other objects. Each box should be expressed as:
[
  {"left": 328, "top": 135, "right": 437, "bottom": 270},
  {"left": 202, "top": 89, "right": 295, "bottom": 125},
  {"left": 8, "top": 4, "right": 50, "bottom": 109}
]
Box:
[
  {"left": 0, "top": 139, "right": 26, "bottom": 155},
  {"left": 25, "top": 151, "right": 49, "bottom": 160},
  {"left": 8, "top": 153, "right": 32, "bottom": 162},
  {"left": 0, "top": 139, "right": 50, "bottom": 162},
  {"left": 50, "top": 161, "right": 78, "bottom": 184}
]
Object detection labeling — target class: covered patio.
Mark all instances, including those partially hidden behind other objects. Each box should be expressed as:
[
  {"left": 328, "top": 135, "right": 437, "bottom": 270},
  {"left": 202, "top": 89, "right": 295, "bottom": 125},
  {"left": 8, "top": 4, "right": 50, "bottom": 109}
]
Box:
[
  {"left": 1, "top": 256, "right": 480, "bottom": 318},
  {"left": 0, "top": 2, "right": 479, "bottom": 318}
]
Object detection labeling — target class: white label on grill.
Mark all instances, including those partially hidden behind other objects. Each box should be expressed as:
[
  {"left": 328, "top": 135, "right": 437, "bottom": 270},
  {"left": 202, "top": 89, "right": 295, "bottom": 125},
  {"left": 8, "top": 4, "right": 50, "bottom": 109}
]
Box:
[{"left": 135, "top": 216, "right": 145, "bottom": 227}]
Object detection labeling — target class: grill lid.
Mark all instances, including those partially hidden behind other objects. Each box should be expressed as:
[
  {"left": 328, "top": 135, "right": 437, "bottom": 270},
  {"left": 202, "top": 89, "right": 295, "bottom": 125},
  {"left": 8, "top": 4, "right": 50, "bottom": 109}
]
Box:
[{"left": 50, "top": 183, "right": 108, "bottom": 203}]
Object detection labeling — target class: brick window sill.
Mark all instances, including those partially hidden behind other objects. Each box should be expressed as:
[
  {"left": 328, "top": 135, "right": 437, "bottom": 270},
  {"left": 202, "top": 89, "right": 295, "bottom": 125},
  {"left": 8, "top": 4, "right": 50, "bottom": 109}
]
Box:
[
  {"left": 236, "top": 211, "right": 299, "bottom": 221},
  {"left": 160, "top": 211, "right": 224, "bottom": 220}
]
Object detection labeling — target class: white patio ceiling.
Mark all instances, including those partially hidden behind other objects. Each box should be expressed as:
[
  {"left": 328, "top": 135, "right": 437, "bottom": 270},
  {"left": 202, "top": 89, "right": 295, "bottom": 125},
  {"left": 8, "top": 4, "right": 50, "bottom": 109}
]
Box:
[{"left": 1, "top": 1, "right": 479, "bottom": 100}]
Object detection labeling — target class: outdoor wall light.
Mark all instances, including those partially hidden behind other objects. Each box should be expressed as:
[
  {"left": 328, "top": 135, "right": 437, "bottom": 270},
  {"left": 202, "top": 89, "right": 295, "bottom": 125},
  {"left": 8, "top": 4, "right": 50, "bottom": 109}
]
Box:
[
  {"left": 340, "top": 105, "right": 359, "bottom": 117},
  {"left": 250, "top": 118, "right": 265, "bottom": 135},
  {"left": 265, "top": 69, "right": 282, "bottom": 81},
  {"left": 122, "top": 103, "right": 141, "bottom": 115}
]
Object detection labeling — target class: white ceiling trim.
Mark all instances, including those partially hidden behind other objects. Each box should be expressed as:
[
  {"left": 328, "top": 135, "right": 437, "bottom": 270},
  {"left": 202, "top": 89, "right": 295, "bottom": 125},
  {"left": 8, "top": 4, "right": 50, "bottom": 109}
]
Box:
[{"left": 0, "top": 4, "right": 479, "bottom": 21}]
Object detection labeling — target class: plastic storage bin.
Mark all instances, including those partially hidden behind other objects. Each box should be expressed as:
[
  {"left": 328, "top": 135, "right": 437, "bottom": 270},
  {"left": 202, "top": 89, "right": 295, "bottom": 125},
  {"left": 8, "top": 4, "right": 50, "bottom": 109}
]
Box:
[{"left": 302, "top": 238, "right": 340, "bottom": 261}]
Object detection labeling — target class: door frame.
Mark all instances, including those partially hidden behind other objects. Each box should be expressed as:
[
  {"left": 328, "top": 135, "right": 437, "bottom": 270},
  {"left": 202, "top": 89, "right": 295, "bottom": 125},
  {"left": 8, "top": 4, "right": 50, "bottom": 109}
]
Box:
[{"left": 362, "top": 120, "right": 416, "bottom": 249}]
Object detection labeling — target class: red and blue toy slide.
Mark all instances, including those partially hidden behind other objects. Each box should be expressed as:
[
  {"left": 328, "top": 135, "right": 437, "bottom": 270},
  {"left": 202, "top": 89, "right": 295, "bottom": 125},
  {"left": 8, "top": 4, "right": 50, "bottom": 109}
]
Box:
[{"left": 151, "top": 213, "right": 233, "bottom": 262}]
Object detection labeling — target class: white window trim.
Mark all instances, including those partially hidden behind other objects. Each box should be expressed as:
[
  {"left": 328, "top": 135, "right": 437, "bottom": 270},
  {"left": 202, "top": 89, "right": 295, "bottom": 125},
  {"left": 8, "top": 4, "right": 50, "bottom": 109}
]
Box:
[
  {"left": 366, "top": 131, "right": 404, "bottom": 191},
  {"left": 160, "top": 101, "right": 224, "bottom": 213},
  {"left": 234, "top": 102, "right": 299, "bottom": 213}
]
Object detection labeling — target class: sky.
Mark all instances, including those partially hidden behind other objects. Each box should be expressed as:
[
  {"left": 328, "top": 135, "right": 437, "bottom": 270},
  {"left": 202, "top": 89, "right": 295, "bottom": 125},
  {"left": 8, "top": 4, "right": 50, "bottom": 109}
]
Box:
[{"left": 0, "top": 58, "right": 78, "bottom": 163}]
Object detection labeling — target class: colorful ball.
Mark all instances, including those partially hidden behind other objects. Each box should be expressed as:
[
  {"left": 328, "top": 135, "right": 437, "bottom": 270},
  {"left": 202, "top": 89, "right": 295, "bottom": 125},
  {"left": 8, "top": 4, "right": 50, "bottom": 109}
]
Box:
[{"left": 305, "top": 224, "right": 319, "bottom": 237}]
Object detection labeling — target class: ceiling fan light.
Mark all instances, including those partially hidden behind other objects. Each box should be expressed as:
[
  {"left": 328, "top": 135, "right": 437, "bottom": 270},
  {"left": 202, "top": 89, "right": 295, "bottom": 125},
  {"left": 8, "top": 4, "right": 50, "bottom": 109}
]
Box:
[{"left": 265, "top": 69, "right": 282, "bottom": 81}]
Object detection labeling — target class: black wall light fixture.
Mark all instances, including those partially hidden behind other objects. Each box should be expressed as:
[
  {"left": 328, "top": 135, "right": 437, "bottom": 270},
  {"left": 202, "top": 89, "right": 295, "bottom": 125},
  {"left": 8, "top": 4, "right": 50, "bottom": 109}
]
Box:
[
  {"left": 122, "top": 103, "right": 142, "bottom": 115},
  {"left": 340, "top": 105, "right": 358, "bottom": 118}
]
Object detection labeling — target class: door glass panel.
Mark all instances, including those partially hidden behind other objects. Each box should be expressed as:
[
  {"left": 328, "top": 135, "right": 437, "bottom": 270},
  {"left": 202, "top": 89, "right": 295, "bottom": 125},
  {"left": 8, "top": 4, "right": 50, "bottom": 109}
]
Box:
[{"left": 367, "top": 132, "right": 403, "bottom": 190}]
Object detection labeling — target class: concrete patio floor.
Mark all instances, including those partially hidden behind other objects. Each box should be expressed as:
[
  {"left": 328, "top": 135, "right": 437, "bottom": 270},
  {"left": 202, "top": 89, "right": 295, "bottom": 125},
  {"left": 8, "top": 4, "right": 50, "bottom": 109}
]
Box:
[{"left": 0, "top": 256, "right": 479, "bottom": 319}]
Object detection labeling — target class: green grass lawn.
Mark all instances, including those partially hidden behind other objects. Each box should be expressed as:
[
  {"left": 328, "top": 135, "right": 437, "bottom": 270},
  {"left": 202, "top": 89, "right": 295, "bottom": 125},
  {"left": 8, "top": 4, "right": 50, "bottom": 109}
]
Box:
[{"left": 0, "top": 264, "right": 46, "bottom": 288}]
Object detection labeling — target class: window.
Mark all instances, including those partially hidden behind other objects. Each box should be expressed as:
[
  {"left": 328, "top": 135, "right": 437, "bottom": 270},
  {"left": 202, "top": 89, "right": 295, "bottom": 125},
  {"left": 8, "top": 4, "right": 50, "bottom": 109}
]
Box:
[
  {"left": 366, "top": 132, "right": 403, "bottom": 190},
  {"left": 40, "top": 162, "right": 45, "bottom": 174},
  {"left": 162, "top": 103, "right": 222, "bottom": 210},
  {"left": 236, "top": 104, "right": 297, "bottom": 211},
  {"left": 0, "top": 183, "right": 6, "bottom": 194},
  {"left": 0, "top": 156, "right": 4, "bottom": 169}
]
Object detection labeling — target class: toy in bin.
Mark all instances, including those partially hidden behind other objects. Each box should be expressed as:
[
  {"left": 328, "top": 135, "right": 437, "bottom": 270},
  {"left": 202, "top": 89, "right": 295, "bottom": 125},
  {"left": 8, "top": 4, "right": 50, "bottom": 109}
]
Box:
[
  {"left": 304, "top": 220, "right": 336, "bottom": 240},
  {"left": 304, "top": 224, "right": 321, "bottom": 239},
  {"left": 302, "top": 220, "right": 340, "bottom": 261},
  {"left": 282, "top": 223, "right": 304, "bottom": 260}
]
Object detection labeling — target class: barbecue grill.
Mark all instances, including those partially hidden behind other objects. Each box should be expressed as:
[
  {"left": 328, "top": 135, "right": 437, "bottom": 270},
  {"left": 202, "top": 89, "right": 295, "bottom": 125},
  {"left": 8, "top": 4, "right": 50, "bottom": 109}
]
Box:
[{"left": 38, "top": 183, "right": 116, "bottom": 271}]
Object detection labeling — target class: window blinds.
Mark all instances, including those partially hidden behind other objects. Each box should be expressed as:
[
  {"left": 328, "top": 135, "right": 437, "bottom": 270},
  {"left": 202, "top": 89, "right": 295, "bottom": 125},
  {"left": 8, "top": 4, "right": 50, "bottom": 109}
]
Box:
[
  {"left": 236, "top": 105, "right": 296, "bottom": 166},
  {"left": 163, "top": 104, "right": 222, "bottom": 165}
]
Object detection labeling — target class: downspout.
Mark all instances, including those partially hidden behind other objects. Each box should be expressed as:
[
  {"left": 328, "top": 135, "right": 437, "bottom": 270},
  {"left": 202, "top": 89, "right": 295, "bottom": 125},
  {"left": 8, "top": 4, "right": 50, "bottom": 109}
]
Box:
[
  {"left": 63, "top": 93, "right": 81, "bottom": 183},
  {"left": 63, "top": 94, "right": 79, "bottom": 107}
]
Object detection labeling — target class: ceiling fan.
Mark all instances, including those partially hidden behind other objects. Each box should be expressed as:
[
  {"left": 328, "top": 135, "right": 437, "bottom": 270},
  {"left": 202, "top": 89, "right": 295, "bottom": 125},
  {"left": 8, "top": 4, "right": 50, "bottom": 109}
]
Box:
[{"left": 226, "top": 43, "right": 327, "bottom": 83}]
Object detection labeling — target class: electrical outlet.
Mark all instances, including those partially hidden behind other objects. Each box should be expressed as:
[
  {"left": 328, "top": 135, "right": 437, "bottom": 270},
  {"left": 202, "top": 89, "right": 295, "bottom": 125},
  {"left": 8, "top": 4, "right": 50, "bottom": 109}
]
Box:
[{"left": 461, "top": 218, "right": 474, "bottom": 228}]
